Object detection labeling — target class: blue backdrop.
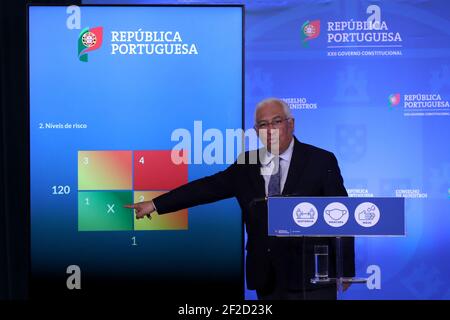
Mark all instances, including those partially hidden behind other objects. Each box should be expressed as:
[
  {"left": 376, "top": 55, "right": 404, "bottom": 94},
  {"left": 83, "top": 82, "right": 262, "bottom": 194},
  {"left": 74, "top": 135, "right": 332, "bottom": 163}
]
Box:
[{"left": 86, "top": 0, "right": 449, "bottom": 300}]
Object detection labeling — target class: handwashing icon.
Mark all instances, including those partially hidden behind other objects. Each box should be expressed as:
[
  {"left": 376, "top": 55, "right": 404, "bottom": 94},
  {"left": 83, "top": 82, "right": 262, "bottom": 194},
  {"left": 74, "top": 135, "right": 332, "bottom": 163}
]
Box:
[
  {"left": 354, "top": 202, "right": 380, "bottom": 227},
  {"left": 295, "top": 208, "right": 315, "bottom": 220},
  {"left": 358, "top": 205, "right": 376, "bottom": 221},
  {"left": 325, "top": 208, "right": 347, "bottom": 220}
]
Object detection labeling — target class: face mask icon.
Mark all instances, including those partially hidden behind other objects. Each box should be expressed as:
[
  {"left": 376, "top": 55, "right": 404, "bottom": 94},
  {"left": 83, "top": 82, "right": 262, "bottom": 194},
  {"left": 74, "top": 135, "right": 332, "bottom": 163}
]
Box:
[{"left": 325, "top": 208, "right": 347, "bottom": 220}]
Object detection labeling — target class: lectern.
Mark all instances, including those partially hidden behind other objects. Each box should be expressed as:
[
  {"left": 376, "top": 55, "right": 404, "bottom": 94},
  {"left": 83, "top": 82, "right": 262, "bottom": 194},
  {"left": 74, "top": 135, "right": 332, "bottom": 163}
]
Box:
[{"left": 267, "top": 196, "right": 405, "bottom": 289}]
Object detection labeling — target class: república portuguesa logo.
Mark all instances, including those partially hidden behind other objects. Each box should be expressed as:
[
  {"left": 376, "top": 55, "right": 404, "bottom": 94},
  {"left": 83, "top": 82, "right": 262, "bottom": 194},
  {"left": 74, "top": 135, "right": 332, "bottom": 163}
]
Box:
[
  {"left": 389, "top": 93, "right": 401, "bottom": 107},
  {"left": 389, "top": 93, "right": 450, "bottom": 117},
  {"left": 78, "top": 27, "right": 103, "bottom": 62},
  {"left": 301, "top": 20, "right": 320, "bottom": 46}
]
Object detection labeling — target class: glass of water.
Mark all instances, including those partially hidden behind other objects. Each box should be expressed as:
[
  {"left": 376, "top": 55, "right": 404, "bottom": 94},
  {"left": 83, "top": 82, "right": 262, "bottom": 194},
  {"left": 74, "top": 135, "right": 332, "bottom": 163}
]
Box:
[{"left": 314, "top": 245, "right": 329, "bottom": 281}]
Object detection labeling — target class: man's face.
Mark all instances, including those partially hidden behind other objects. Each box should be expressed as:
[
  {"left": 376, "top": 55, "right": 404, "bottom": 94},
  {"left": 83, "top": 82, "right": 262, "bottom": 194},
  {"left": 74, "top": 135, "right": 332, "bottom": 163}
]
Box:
[{"left": 255, "top": 102, "right": 294, "bottom": 154}]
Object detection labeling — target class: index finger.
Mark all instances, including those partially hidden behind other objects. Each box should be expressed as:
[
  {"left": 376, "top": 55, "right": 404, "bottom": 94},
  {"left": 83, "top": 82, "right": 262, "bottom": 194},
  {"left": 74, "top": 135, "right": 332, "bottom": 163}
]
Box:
[{"left": 123, "top": 204, "right": 136, "bottom": 209}]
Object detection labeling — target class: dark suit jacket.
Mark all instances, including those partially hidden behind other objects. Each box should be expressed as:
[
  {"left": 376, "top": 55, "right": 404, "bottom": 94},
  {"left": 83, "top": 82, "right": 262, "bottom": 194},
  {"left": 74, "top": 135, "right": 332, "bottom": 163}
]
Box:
[{"left": 153, "top": 137, "right": 355, "bottom": 291}]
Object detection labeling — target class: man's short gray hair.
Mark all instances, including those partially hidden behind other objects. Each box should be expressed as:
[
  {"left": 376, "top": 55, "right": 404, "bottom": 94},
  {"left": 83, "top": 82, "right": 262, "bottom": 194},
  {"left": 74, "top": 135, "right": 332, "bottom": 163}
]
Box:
[{"left": 254, "top": 97, "right": 293, "bottom": 123}]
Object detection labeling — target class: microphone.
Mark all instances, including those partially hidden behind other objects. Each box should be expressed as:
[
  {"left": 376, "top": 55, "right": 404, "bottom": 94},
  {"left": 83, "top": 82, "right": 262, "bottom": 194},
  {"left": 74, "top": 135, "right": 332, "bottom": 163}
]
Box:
[
  {"left": 249, "top": 196, "right": 267, "bottom": 209},
  {"left": 249, "top": 193, "right": 304, "bottom": 209}
]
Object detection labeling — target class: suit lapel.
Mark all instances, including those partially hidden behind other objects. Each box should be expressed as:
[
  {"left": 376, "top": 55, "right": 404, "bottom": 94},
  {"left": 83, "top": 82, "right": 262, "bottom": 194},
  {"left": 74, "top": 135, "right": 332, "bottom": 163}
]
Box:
[
  {"left": 282, "top": 137, "right": 309, "bottom": 196},
  {"left": 247, "top": 150, "right": 266, "bottom": 199}
]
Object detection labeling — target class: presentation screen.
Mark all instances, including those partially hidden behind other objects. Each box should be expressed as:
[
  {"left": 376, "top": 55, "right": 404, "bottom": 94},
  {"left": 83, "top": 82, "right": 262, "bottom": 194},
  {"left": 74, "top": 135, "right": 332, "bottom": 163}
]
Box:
[{"left": 29, "top": 5, "right": 243, "bottom": 299}]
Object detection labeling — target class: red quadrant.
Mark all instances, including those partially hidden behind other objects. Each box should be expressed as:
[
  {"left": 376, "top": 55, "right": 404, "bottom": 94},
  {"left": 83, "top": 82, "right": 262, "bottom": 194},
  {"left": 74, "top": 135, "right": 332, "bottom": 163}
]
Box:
[{"left": 134, "top": 150, "right": 188, "bottom": 190}]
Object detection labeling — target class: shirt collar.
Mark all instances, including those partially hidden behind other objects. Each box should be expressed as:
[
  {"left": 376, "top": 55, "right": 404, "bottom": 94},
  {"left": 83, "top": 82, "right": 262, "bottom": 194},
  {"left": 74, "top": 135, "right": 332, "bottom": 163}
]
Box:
[{"left": 260, "top": 137, "right": 295, "bottom": 166}]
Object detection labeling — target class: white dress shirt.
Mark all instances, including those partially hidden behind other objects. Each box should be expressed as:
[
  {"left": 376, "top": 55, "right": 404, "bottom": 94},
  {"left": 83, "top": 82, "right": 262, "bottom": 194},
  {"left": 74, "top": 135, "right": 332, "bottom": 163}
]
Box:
[{"left": 260, "top": 138, "right": 294, "bottom": 196}]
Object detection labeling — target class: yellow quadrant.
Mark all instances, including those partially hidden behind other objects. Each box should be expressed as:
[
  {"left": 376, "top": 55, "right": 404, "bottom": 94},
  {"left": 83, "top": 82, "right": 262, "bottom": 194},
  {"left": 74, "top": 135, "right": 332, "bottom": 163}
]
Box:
[
  {"left": 134, "top": 191, "right": 188, "bottom": 230},
  {"left": 78, "top": 150, "right": 132, "bottom": 190}
]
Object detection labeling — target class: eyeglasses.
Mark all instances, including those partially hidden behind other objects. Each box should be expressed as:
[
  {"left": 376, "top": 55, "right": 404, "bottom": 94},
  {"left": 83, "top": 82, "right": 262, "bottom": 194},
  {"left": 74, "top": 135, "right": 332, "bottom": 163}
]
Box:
[{"left": 255, "top": 117, "right": 291, "bottom": 130}]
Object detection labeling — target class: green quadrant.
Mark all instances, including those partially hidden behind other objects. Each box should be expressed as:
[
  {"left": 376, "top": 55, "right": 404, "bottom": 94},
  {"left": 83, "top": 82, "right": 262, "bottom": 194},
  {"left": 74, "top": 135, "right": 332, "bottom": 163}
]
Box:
[{"left": 78, "top": 191, "right": 133, "bottom": 231}]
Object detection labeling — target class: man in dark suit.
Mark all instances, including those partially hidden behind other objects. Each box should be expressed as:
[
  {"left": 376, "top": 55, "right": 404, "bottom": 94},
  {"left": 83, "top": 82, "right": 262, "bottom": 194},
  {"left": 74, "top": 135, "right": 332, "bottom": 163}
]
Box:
[{"left": 125, "top": 98, "right": 355, "bottom": 300}]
